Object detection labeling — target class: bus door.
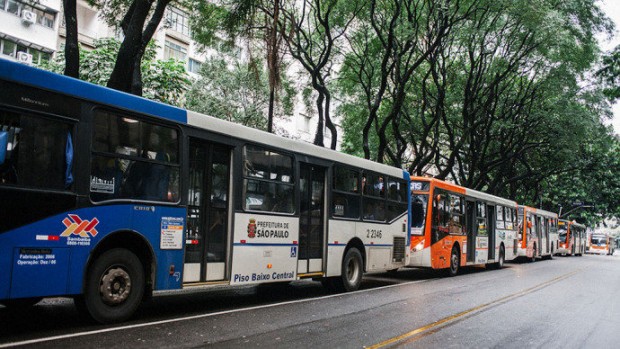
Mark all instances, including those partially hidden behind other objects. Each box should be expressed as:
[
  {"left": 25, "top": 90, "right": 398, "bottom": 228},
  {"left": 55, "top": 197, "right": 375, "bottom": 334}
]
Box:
[
  {"left": 527, "top": 212, "right": 540, "bottom": 257},
  {"left": 184, "top": 140, "right": 231, "bottom": 283},
  {"left": 544, "top": 219, "right": 550, "bottom": 253},
  {"left": 536, "top": 216, "right": 543, "bottom": 255},
  {"left": 466, "top": 200, "right": 476, "bottom": 263},
  {"left": 298, "top": 163, "right": 326, "bottom": 274},
  {"left": 487, "top": 205, "right": 496, "bottom": 260}
]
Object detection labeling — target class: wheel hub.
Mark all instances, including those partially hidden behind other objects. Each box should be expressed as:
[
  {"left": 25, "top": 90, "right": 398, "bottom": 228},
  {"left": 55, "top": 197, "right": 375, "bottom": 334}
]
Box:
[
  {"left": 100, "top": 267, "right": 131, "bottom": 305},
  {"left": 347, "top": 259, "right": 359, "bottom": 281}
]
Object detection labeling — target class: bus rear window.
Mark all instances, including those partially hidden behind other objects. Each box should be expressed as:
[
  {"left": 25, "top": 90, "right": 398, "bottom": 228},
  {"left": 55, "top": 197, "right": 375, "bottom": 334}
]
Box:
[{"left": 411, "top": 194, "right": 428, "bottom": 233}]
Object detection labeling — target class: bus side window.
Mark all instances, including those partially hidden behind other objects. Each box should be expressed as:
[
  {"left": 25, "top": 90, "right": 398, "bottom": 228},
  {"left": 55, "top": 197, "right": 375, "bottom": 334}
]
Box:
[
  {"left": 91, "top": 110, "right": 179, "bottom": 202},
  {"left": 1, "top": 110, "right": 72, "bottom": 190},
  {"left": 449, "top": 195, "right": 463, "bottom": 234},
  {"left": 496, "top": 206, "right": 505, "bottom": 229}
]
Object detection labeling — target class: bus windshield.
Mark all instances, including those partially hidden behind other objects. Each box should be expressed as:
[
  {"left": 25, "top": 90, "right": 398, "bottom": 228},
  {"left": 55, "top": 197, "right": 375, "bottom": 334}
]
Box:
[
  {"left": 558, "top": 230, "right": 567, "bottom": 243},
  {"left": 591, "top": 237, "right": 607, "bottom": 246},
  {"left": 411, "top": 194, "right": 428, "bottom": 233}
]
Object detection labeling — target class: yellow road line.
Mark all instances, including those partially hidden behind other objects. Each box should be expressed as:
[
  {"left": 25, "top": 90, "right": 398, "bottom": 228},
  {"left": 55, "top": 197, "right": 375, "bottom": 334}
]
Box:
[{"left": 365, "top": 270, "right": 581, "bottom": 349}]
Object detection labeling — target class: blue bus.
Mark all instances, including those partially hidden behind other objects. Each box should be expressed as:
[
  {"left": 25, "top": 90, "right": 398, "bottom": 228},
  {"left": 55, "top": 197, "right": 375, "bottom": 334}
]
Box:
[{"left": 0, "top": 59, "right": 410, "bottom": 323}]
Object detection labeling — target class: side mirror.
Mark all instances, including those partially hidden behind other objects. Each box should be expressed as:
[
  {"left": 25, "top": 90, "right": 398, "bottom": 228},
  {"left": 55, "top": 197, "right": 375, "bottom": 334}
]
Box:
[{"left": 0, "top": 131, "right": 7, "bottom": 165}]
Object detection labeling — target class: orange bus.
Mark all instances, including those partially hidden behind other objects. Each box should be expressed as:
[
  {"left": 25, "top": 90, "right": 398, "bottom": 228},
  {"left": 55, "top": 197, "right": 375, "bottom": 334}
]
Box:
[
  {"left": 557, "top": 220, "right": 586, "bottom": 256},
  {"left": 516, "top": 206, "right": 559, "bottom": 261},
  {"left": 409, "top": 177, "right": 519, "bottom": 276}
]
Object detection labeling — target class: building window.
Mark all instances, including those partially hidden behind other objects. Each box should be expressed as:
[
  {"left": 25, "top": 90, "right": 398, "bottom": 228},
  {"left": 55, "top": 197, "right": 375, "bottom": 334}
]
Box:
[
  {"left": 0, "top": 0, "right": 56, "bottom": 28},
  {"left": 6, "top": 0, "right": 19, "bottom": 15},
  {"left": 164, "top": 40, "right": 187, "bottom": 62},
  {"left": 1, "top": 39, "right": 16, "bottom": 56},
  {"left": 35, "top": 8, "right": 55, "bottom": 28},
  {"left": 166, "top": 7, "right": 190, "bottom": 36},
  {"left": 188, "top": 58, "right": 202, "bottom": 74},
  {"left": 0, "top": 38, "right": 52, "bottom": 65}
]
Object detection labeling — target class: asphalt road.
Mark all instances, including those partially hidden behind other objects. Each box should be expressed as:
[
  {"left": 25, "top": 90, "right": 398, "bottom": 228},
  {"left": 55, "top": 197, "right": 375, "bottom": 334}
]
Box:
[{"left": 1, "top": 253, "right": 618, "bottom": 348}]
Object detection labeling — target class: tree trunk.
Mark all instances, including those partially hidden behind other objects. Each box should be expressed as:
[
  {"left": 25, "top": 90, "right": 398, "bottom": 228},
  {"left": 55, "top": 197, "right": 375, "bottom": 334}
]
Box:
[
  {"left": 313, "top": 91, "right": 325, "bottom": 147},
  {"left": 107, "top": 0, "right": 151, "bottom": 93},
  {"left": 267, "top": 87, "right": 275, "bottom": 133},
  {"left": 62, "top": 0, "right": 79, "bottom": 78}
]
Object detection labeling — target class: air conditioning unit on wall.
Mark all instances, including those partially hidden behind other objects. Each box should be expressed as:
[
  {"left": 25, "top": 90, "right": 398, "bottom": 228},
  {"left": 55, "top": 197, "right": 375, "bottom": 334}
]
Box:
[
  {"left": 21, "top": 10, "right": 37, "bottom": 25},
  {"left": 16, "top": 51, "right": 33, "bottom": 64}
]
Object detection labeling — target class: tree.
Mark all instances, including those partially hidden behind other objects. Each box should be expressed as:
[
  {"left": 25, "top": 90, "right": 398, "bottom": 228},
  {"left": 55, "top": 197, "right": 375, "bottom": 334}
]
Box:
[
  {"left": 598, "top": 44, "right": 620, "bottom": 101},
  {"left": 42, "top": 38, "right": 190, "bottom": 107},
  {"left": 62, "top": 0, "right": 79, "bottom": 78},
  {"left": 86, "top": 0, "right": 175, "bottom": 95},
  {"left": 185, "top": 55, "right": 295, "bottom": 133},
  {"left": 190, "top": 0, "right": 289, "bottom": 133},
  {"left": 340, "top": 0, "right": 478, "bottom": 163},
  {"left": 279, "top": 0, "right": 361, "bottom": 149}
]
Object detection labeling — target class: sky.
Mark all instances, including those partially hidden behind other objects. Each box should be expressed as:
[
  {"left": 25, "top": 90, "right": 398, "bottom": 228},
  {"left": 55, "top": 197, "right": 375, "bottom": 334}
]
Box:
[{"left": 599, "top": 0, "right": 620, "bottom": 135}]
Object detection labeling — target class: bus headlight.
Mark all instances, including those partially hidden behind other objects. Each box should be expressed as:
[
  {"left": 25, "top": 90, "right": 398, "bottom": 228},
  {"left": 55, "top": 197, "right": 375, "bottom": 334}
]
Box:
[{"left": 413, "top": 241, "right": 424, "bottom": 252}]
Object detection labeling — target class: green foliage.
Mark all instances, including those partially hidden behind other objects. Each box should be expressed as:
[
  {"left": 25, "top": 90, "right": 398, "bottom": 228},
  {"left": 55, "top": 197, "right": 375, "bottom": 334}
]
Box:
[
  {"left": 185, "top": 55, "right": 294, "bottom": 132},
  {"left": 40, "top": 38, "right": 190, "bottom": 107},
  {"left": 598, "top": 45, "right": 620, "bottom": 101},
  {"left": 142, "top": 59, "right": 191, "bottom": 106}
]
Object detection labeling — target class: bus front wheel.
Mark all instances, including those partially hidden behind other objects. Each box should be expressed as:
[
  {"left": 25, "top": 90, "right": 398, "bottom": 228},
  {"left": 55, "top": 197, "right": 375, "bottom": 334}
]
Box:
[{"left": 80, "top": 248, "right": 145, "bottom": 324}]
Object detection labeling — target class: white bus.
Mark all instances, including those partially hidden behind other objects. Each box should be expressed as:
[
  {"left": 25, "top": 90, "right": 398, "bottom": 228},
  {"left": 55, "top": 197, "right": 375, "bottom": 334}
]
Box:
[
  {"left": 589, "top": 233, "right": 614, "bottom": 255},
  {"left": 516, "top": 206, "right": 559, "bottom": 261},
  {"left": 557, "top": 220, "right": 586, "bottom": 256}
]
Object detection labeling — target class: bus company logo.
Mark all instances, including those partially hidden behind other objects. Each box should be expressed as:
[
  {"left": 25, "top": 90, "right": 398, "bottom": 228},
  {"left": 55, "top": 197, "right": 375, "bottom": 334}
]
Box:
[
  {"left": 60, "top": 214, "right": 100, "bottom": 238},
  {"left": 247, "top": 218, "right": 257, "bottom": 238}
]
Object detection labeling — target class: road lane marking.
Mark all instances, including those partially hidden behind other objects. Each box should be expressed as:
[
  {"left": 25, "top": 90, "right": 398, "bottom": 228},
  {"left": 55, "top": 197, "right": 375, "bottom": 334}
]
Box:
[
  {"left": 0, "top": 278, "right": 436, "bottom": 348},
  {"left": 365, "top": 269, "right": 582, "bottom": 349}
]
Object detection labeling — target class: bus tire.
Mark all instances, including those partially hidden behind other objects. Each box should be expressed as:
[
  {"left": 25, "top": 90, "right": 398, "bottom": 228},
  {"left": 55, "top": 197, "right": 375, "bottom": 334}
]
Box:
[
  {"left": 496, "top": 245, "right": 505, "bottom": 269},
  {"left": 82, "top": 248, "right": 145, "bottom": 324},
  {"left": 333, "top": 247, "right": 363, "bottom": 292},
  {"left": 447, "top": 246, "right": 460, "bottom": 277}
]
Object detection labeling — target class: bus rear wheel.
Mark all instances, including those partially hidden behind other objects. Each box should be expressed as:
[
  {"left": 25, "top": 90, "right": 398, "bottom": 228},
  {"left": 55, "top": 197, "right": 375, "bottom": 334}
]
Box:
[
  {"left": 493, "top": 245, "right": 505, "bottom": 269},
  {"left": 331, "top": 247, "right": 363, "bottom": 292},
  {"left": 447, "top": 246, "right": 460, "bottom": 276},
  {"left": 80, "top": 248, "right": 145, "bottom": 324}
]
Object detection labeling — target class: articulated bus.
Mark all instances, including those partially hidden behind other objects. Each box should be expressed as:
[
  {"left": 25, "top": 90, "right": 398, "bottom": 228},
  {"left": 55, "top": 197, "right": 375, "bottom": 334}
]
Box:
[
  {"left": 589, "top": 233, "right": 614, "bottom": 255},
  {"left": 0, "top": 59, "right": 411, "bottom": 323},
  {"left": 409, "top": 177, "right": 518, "bottom": 276},
  {"left": 516, "top": 206, "right": 558, "bottom": 261},
  {"left": 557, "top": 220, "right": 586, "bottom": 256}
]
